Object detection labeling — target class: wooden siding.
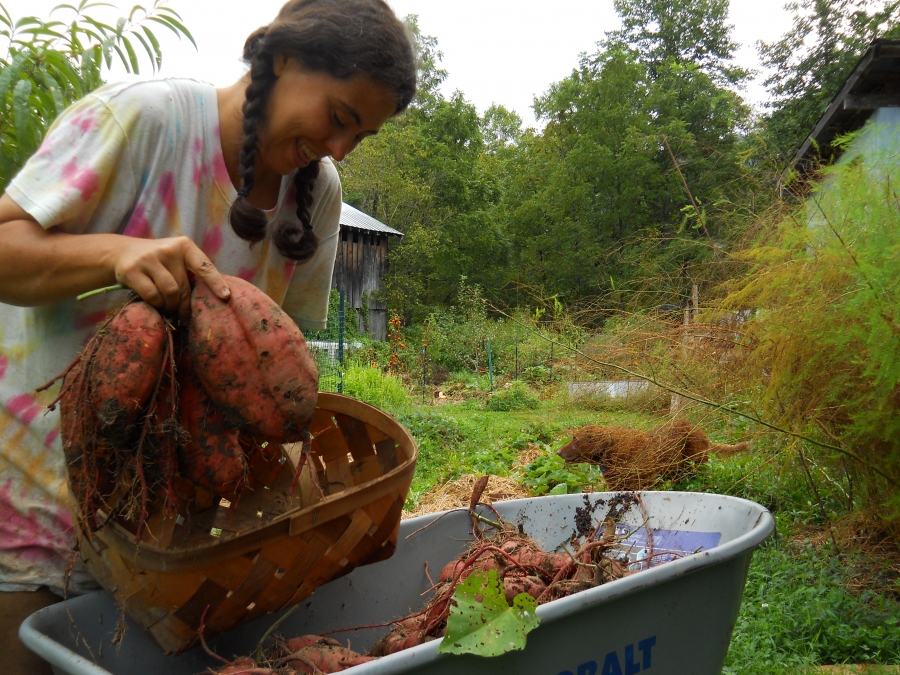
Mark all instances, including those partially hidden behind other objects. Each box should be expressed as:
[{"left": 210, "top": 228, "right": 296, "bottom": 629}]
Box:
[{"left": 331, "top": 226, "right": 393, "bottom": 340}]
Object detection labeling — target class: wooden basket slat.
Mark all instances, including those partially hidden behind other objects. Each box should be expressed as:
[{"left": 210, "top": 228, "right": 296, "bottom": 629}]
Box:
[
  {"left": 173, "top": 577, "right": 230, "bottom": 626},
  {"left": 375, "top": 438, "right": 399, "bottom": 474},
  {"left": 334, "top": 413, "right": 375, "bottom": 459},
  {"left": 76, "top": 393, "right": 417, "bottom": 654},
  {"left": 147, "top": 614, "right": 197, "bottom": 655},
  {"left": 201, "top": 554, "right": 256, "bottom": 591},
  {"left": 352, "top": 453, "right": 383, "bottom": 486},
  {"left": 256, "top": 534, "right": 311, "bottom": 573}
]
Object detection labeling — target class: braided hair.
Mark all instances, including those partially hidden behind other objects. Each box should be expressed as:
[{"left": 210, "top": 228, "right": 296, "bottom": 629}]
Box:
[{"left": 229, "top": 0, "right": 417, "bottom": 262}]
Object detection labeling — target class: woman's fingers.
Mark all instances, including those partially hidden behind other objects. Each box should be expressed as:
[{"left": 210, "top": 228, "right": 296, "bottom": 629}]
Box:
[
  {"left": 114, "top": 237, "right": 228, "bottom": 317},
  {"left": 183, "top": 245, "right": 230, "bottom": 300}
]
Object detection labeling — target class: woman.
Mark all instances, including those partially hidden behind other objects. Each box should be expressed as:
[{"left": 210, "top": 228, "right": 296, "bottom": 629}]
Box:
[{"left": 0, "top": 1, "right": 416, "bottom": 671}]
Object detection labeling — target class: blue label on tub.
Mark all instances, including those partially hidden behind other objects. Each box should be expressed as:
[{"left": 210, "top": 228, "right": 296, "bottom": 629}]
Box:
[
  {"left": 557, "top": 636, "right": 657, "bottom": 675},
  {"left": 613, "top": 526, "right": 721, "bottom": 570}
]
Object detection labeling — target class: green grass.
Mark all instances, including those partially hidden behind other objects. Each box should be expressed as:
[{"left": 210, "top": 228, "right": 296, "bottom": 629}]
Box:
[
  {"left": 724, "top": 540, "right": 900, "bottom": 674},
  {"left": 341, "top": 372, "right": 900, "bottom": 672}
]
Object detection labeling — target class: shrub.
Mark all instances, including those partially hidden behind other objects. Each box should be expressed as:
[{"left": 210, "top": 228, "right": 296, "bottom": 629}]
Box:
[
  {"left": 342, "top": 365, "right": 410, "bottom": 413},
  {"left": 484, "top": 381, "right": 540, "bottom": 412}
]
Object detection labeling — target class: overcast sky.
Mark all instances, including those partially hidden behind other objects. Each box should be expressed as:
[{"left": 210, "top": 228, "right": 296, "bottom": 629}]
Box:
[{"left": 2, "top": 0, "right": 796, "bottom": 127}]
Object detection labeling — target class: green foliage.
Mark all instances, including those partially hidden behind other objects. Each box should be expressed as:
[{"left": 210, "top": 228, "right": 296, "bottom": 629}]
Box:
[
  {"left": 484, "top": 381, "right": 540, "bottom": 412},
  {"left": 759, "top": 0, "right": 900, "bottom": 160},
  {"left": 723, "top": 540, "right": 900, "bottom": 673},
  {"left": 721, "top": 140, "right": 900, "bottom": 513},
  {"left": 606, "top": 0, "right": 748, "bottom": 85},
  {"left": 396, "top": 409, "right": 467, "bottom": 501},
  {"left": 438, "top": 569, "right": 541, "bottom": 656},
  {"left": 341, "top": 365, "right": 410, "bottom": 413},
  {"left": 522, "top": 453, "right": 606, "bottom": 495},
  {"left": 0, "top": 0, "right": 195, "bottom": 189}
]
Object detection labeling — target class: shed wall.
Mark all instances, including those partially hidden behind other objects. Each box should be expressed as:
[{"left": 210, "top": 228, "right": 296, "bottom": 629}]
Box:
[{"left": 331, "top": 227, "right": 391, "bottom": 340}]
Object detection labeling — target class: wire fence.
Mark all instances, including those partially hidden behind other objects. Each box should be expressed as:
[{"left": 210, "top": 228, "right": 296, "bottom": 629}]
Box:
[{"left": 309, "top": 290, "right": 347, "bottom": 393}]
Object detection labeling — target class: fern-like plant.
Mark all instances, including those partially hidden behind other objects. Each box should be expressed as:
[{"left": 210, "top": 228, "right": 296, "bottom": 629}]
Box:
[{"left": 0, "top": 0, "right": 195, "bottom": 190}]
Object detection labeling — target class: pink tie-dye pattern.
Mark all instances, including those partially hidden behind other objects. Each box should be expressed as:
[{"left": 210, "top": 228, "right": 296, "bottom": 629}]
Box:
[
  {"left": 158, "top": 172, "right": 177, "bottom": 213},
  {"left": 124, "top": 203, "right": 152, "bottom": 239},
  {"left": 61, "top": 157, "right": 101, "bottom": 202},
  {"left": 192, "top": 138, "right": 210, "bottom": 187},
  {"left": 0, "top": 355, "right": 8, "bottom": 381},
  {"left": 0, "top": 481, "right": 72, "bottom": 559},
  {"left": 284, "top": 260, "right": 297, "bottom": 284},
  {"left": 75, "top": 309, "right": 109, "bottom": 331},
  {"left": 7, "top": 394, "right": 42, "bottom": 426},
  {"left": 202, "top": 226, "right": 224, "bottom": 257},
  {"left": 236, "top": 267, "right": 257, "bottom": 282},
  {"left": 212, "top": 127, "right": 232, "bottom": 186},
  {"left": 44, "top": 428, "right": 59, "bottom": 449}
]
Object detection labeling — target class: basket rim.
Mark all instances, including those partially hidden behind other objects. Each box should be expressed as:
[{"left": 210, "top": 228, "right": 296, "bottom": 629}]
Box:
[{"left": 89, "top": 393, "right": 417, "bottom": 572}]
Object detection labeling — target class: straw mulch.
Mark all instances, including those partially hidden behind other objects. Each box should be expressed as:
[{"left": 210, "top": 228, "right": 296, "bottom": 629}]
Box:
[{"left": 404, "top": 474, "right": 531, "bottom": 519}]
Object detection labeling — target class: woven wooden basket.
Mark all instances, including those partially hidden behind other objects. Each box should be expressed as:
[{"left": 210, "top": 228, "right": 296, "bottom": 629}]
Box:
[{"left": 76, "top": 392, "right": 417, "bottom": 654}]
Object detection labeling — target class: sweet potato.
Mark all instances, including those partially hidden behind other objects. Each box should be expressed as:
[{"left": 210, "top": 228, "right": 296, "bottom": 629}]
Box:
[
  {"left": 89, "top": 301, "right": 167, "bottom": 443},
  {"left": 177, "top": 352, "right": 246, "bottom": 497},
  {"left": 213, "top": 657, "right": 273, "bottom": 674},
  {"left": 503, "top": 574, "right": 547, "bottom": 603},
  {"left": 189, "top": 276, "right": 318, "bottom": 442},
  {"left": 285, "top": 636, "right": 375, "bottom": 673}
]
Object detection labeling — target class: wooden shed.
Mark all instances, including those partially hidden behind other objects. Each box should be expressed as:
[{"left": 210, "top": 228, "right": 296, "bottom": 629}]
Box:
[
  {"left": 789, "top": 39, "right": 900, "bottom": 182},
  {"left": 331, "top": 203, "right": 403, "bottom": 340}
]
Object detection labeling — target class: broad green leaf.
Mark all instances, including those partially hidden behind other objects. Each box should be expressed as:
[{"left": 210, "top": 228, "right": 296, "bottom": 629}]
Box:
[
  {"left": 437, "top": 570, "right": 540, "bottom": 657},
  {"left": 548, "top": 482, "right": 568, "bottom": 495},
  {"left": 39, "top": 70, "right": 65, "bottom": 117},
  {"left": 14, "top": 16, "right": 41, "bottom": 29},
  {"left": 146, "top": 13, "right": 195, "bottom": 49},
  {"left": 130, "top": 30, "right": 156, "bottom": 71},
  {"left": 111, "top": 43, "right": 130, "bottom": 73},
  {"left": 121, "top": 35, "right": 139, "bottom": 73},
  {"left": 42, "top": 50, "right": 83, "bottom": 97},
  {"left": 13, "top": 77, "right": 33, "bottom": 151},
  {"left": 0, "top": 51, "right": 30, "bottom": 99}
]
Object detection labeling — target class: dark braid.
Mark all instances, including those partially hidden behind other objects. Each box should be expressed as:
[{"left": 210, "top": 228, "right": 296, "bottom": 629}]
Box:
[
  {"left": 227, "top": 0, "right": 417, "bottom": 263},
  {"left": 229, "top": 28, "right": 278, "bottom": 245}
]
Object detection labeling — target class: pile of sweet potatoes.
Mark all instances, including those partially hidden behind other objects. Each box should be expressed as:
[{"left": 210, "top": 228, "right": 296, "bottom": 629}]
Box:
[
  {"left": 53, "top": 276, "right": 319, "bottom": 535},
  {"left": 205, "top": 486, "right": 652, "bottom": 674}
]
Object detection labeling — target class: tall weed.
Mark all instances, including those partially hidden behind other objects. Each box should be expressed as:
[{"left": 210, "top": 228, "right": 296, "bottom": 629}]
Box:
[{"left": 721, "top": 139, "right": 900, "bottom": 516}]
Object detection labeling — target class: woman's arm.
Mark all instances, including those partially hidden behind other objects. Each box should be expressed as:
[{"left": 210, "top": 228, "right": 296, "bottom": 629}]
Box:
[{"left": 0, "top": 194, "right": 230, "bottom": 317}]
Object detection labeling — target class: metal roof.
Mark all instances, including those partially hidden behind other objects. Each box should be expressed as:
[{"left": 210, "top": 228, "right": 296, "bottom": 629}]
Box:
[
  {"left": 790, "top": 39, "right": 900, "bottom": 179},
  {"left": 340, "top": 202, "right": 404, "bottom": 237}
]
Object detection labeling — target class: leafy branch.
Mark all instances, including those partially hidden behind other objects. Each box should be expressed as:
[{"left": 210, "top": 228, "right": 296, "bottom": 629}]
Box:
[{"left": 0, "top": 0, "right": 195, "bottom": 189}]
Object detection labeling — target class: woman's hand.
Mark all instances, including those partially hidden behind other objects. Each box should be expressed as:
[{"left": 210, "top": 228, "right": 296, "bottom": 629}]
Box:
[
  {"left": 113, "top": 236, "right": 230, "bottom": 319},
  {"left": 0, "top": 194, "right": 230, "bottom": 316}
]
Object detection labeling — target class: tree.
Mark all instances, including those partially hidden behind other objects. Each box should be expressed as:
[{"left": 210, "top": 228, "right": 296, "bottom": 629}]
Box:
[
  {"left": 0, "top": 0, "right": 195, "bottom": 190},
  {"left": 605, "top": 0, "right": 748, "bottom": 86},
  {"left": 759, "top": 0, "right": 900, "bottom": 161}
]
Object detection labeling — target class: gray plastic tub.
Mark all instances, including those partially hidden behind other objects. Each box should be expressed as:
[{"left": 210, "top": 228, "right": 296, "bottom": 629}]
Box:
[{"left": 22, "top": 491, "right": 773, "bottom": 675}]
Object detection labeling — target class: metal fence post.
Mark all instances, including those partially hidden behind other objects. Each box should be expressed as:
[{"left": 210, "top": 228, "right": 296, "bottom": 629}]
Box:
[
  {"left": 422, "top": 344, "right": 427, "bottom": 404},
  {"left": 338, "top": 290, "right": 345, "bottom": 394},
  {"left": 487, "top": 340, "right": 494, "bottom": 391}
]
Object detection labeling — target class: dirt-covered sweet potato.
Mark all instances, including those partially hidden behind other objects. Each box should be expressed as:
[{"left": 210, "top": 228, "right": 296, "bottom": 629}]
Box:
[
  {"left": 89, "top": 300, "right": 167, "bottom": 443},
  {"left": 285, "top": 636, "right": 376, "bottom": 673},
  {"left": 188, "top": 276, "right": 318, "bottom": 442},
  {"left": 177, "top": 352, "right": 246, "bottom": 497}
]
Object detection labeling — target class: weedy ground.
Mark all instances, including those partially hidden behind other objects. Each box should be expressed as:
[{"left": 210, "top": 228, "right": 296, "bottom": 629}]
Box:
[{"left": 354, "top": 378, "right": 900, "bottom": 674}]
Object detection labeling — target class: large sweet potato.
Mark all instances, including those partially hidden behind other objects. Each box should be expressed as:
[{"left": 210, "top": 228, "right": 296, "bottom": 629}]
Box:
[
  {"left": 188, "top": 276, "right": 318, "bottom": 442},
  {"left": 89, "top": 301, "right": 167, "bottom": 444},
  {"left": 285, "top": 636, "right": 376, "bottom": 673},
  {"left": 177, "top": 352, "right": 246, "bottom": 497}
]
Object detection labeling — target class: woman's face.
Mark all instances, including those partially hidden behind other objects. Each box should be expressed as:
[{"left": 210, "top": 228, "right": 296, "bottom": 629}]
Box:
[{"left": 257, "top": 57, "right": 397, "bottom": 175}]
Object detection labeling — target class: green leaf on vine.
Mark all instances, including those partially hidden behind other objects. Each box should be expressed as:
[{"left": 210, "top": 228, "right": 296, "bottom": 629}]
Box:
[{"left": 437, "top": 569, "right": 540, "bottom": 657}]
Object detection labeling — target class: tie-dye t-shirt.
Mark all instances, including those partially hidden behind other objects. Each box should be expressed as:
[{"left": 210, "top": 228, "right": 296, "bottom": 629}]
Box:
[{"left": 0, "top": 77, "right": 342, "bottom": 593}]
